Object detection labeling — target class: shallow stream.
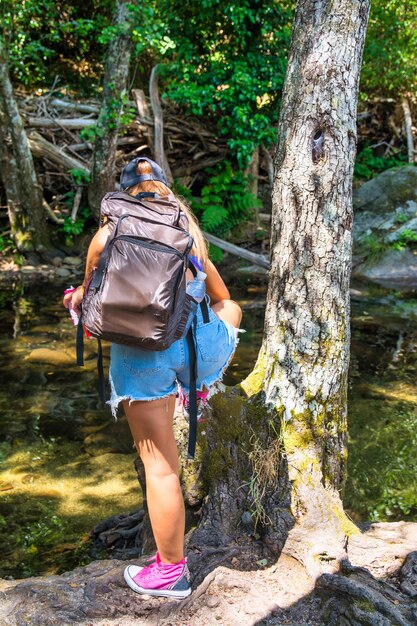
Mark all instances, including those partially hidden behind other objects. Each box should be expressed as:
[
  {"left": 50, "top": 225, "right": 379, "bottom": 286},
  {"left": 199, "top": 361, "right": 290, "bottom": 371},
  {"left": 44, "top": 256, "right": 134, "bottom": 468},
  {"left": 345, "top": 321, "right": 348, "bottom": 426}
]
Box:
[{"left": 0, "top": 278, "right": 416, "bottom": 578}]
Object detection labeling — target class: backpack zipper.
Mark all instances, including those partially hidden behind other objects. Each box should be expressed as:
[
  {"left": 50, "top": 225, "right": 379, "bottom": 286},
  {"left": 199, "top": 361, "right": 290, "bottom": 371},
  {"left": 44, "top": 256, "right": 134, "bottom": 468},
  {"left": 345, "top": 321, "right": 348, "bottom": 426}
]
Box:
[
  {"left": 115, "top": 213, "right": 192, "bottom": 240},
  {"left": 111, "top": 235, "right": 185, "bottom": 258}
]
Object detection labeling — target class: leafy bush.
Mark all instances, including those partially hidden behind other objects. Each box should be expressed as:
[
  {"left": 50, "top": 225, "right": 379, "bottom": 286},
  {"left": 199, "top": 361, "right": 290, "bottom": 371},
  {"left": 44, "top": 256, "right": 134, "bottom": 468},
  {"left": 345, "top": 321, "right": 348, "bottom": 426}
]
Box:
[
  {"left": 1, "top": 0, "right": 114, "bottom": 92},
  {"left": 361, "top": 0, "right": 417, "bottom": 98},
  {"left": 159, "top": 0, "right": 293, "bottom": 167},
  {"left": 193, "top": 162, "right": 261, "bottom": 236},
  {"left": 391, "top": 228, "right": 417, "bottom": 251},
  {"left": 354, "top": 145, "right": 407, "bottom": 181}
]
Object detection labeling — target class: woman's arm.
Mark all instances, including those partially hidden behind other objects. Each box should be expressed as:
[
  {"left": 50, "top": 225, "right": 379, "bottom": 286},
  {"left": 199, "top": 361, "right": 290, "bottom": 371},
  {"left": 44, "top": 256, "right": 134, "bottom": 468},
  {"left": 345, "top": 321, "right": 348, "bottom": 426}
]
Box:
[
  {"left": 204, "top": 259, "right": 230, "bottom": 304},
  {"left": 63, "top": 223, "right": 110, "bottom": 314}
]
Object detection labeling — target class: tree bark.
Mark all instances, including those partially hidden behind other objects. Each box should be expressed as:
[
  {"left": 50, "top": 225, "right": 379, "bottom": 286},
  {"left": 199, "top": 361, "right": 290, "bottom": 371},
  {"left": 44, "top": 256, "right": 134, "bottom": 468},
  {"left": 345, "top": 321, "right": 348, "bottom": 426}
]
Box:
[
  {"left": 88, "top": 0, "right": 137, "bottom": 219},
  {"left": 401, "top": 98, "right": 415, "bottom": 164},
  {"left": 0, "top": 36, "right": 50, "bottom": 254},
  {"left": 242, "top": 0, "right": 371, "bottom": 574}
]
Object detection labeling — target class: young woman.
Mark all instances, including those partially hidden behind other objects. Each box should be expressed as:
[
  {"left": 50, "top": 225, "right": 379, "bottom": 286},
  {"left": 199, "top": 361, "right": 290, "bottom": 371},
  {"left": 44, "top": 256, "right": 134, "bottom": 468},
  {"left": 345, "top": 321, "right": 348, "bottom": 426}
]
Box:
[{"left": 63, "top": 158, "right": 242, "bottom": 599}]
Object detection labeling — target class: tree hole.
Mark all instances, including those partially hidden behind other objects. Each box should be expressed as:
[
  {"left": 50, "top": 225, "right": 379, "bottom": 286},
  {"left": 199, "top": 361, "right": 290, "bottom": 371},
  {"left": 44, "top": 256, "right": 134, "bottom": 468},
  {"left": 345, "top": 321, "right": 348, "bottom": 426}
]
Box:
[{"left": 312, "top": 129, "right": 325, "bottom": 163}]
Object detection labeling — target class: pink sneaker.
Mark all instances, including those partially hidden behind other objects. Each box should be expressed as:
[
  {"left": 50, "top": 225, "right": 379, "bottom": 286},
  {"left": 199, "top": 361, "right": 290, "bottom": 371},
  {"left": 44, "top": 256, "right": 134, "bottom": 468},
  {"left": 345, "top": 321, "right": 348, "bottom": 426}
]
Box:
[
  {"left": 124, "top": 552, "right": 191, "bottom": 599},
  {"left": 178, "top": 389, "right": 209, "bottom": 423}
]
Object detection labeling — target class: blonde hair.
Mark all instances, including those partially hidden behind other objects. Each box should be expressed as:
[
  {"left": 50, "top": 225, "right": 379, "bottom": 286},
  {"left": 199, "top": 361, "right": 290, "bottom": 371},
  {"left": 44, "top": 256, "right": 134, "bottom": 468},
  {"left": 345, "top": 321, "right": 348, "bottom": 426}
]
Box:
[{"left": 125, "top": 160, "right": 208, "bottom": 266}]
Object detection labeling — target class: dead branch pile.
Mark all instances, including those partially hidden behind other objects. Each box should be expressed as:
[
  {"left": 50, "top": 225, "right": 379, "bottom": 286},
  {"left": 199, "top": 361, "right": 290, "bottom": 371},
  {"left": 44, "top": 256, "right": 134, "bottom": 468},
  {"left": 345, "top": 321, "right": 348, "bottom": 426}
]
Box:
[
  {"left": 356, "top": 96, "right": 416, "bottom": 163},
  {"left": 14, "top": 88, "right": 233, "bottom": 223},
  {"left": 8, "top": 90, "right": 416, "bottom": 227}
]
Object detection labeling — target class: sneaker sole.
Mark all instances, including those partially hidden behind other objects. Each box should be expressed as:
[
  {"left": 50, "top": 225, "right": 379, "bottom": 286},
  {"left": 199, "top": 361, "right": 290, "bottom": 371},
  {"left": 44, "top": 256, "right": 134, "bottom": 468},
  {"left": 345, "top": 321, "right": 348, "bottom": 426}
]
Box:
[{"left": 123, "top": 569, "right": 191, "bottom": 599}]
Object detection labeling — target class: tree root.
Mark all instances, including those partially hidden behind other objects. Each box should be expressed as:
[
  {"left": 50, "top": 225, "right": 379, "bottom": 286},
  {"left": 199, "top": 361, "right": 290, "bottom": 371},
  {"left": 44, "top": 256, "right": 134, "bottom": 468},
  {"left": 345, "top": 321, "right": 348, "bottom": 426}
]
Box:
[
  {"left": 90, "top": 509, "right": 145, "bottom": 559},
  {"left": 318, "top": 566, "right": 413, "bottom": 626},
  {"left": 1, "top": 522, "right": 416, "bottom": 625}
]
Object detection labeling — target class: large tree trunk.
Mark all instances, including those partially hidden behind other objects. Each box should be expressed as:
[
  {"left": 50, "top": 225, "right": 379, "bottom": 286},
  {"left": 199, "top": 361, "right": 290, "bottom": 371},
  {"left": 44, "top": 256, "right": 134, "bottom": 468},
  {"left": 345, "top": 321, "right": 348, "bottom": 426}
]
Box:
[
  {"left": 243, "top": 0, "right": 372, "bottom": 574},
  {"left": 88, "top": 0, "right": 137, "bottom": 219},
  {"left": 193, "top": 0, "right": 371, "bottom": 576},
  {"left": 0, "top": 36, "right": 50, "bottom": 255}
]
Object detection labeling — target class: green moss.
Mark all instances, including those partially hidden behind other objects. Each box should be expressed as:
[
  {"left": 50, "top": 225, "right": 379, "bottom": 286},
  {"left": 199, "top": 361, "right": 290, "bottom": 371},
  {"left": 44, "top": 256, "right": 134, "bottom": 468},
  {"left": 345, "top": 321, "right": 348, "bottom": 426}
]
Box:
[
  {"left": 241, "top": 349, "right": 268, "bottom": 397},
  {"left": 203, "top": 392, "right": 247, "bottom": 487},
  {"left": 354, "top": 599, "right": 377, "bottom": 613},
  {"left": 281, "top": 421, "right": 314, "bottom": 454},
  {"left": 331, "top": 504, "right": 360, "bottom": 537},
  {"left": 202, "top": 391, "right": 271, "bottom": 491}
]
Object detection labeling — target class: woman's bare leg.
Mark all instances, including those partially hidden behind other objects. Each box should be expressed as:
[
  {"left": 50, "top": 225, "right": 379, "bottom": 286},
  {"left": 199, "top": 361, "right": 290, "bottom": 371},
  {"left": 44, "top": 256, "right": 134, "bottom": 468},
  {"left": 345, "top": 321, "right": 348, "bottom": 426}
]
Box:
[
  {"left": 122, "top": 395, "right": 185, "bottom": 564},
  {"left": 212, "top": 298, "right": 242, "bottom": 328}
]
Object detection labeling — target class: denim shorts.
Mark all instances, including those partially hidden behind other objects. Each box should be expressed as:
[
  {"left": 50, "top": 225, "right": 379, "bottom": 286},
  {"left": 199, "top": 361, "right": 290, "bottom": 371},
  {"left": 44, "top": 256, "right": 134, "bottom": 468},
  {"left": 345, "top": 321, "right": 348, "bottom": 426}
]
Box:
[{"left": 108, "top": 302, "right": 237, "bottom": 416}]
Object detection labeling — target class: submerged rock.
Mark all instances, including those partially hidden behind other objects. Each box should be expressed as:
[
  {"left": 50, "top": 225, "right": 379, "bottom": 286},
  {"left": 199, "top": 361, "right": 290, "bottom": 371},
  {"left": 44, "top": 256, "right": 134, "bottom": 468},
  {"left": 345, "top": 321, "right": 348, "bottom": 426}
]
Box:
[{"left": 25, "top": 348, "right": 75, "bottom": 366}]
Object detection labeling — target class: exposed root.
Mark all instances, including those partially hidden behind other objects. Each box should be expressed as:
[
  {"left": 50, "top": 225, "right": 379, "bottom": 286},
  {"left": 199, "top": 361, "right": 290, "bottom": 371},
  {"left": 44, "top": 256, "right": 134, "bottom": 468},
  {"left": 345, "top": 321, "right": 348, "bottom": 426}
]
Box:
[{"left": 0, "top": 522, "right": 416, "bottom": 625}]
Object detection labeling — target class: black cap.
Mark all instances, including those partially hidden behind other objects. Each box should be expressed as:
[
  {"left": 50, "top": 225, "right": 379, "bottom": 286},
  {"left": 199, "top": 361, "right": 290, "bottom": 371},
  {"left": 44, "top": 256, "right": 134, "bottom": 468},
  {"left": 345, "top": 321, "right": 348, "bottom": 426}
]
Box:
[{"left": 120, "top": 156, "right": 169, "bottom": 190}]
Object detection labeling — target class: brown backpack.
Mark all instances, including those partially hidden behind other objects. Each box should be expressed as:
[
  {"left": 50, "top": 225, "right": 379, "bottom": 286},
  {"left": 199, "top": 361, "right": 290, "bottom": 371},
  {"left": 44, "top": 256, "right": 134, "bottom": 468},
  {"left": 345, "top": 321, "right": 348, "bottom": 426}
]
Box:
[
  {"left": 81, "top": 190, "right": 196, "bottom": 348},
  {"left": 77, "top": 190, "right": 208, "bottom": 458}
]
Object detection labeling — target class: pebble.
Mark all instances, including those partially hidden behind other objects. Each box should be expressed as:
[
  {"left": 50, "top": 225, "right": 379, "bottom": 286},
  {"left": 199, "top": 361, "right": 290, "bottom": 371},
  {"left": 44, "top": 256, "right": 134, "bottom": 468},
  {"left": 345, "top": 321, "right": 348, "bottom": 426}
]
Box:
[
  {"left": 20, "top": 265, "right": 36, "bottom": 273},
  {"left": 64, "top": 256, "right": 83, "bottom": 266},
  {"left": 56, "top": 268, "right": 72, "bottom": 278},
  {"left": 52, "top": 257, "right": 63, "bottom": 267},
  {"left": 241, "top": 511, "right": 252, "bottom": 525},
  {"left": 206, "top": 595, "right": 220, "bottom": 608}
]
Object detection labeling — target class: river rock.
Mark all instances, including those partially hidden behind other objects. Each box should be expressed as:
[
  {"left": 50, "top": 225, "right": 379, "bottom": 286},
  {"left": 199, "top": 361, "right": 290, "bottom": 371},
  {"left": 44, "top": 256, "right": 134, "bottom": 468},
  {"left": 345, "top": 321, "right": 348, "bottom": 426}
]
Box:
[
  {"left": 83, "top": 417, "right": 134, "bottom": 455},
  {"left": 25, "top": 348, "right": 75, "bottom": 366},
  {"left": 357, "top": 248, "right": 417, "bottom": 290},
  {"left": 353, "top": 166, "right": 417, "bottom": 290},
  {"left": 63, "top": 256, "right": 83, "bottom": 266},
  {"left": 56, "top": 267, "right": 72, "bottom": 278}
]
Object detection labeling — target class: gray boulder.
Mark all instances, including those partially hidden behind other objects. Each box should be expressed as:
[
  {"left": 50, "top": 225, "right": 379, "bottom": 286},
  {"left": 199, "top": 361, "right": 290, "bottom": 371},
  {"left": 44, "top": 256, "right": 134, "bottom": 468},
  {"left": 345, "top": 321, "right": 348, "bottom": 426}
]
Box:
[{"left": 353, "top": 166, "right": 417, "bottom": 290}]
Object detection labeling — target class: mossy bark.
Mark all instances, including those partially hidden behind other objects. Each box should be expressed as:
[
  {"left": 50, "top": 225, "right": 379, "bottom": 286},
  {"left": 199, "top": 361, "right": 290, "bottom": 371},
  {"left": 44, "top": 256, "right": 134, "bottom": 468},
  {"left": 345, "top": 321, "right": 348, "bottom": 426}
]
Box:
[
  {"left": 244, "top": 0, "right": 370, "bottom": 574},
  {"left": 0, "top": 35, "right": 50, "bottom": 254},
  {"left": 88, "top": 0, "right": 137, "bottom": 219}
]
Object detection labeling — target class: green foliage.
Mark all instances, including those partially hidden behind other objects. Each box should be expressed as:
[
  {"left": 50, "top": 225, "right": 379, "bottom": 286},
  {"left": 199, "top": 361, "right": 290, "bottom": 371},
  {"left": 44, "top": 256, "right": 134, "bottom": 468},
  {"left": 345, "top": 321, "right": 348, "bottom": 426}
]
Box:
[
  {"left": 361, "top": 0, "right": 417, "bottom": 97},
  {"left": 68, "top": 168, "right": 90, "bottom": 186},
  {"left": 357, "top": 234, "right": 387, "bottom": 263},
  {"left": 0, "top": 0, "right": 113, "bottom": 91},
  {"left": 208, "top": 244, "right": 224, "bottom": 264},
  {"left": 193, "top": 161, "right": 261, "bottom": 237},
  {"left": 0, "top": 235, "right": 13, "bottom": 253},
  {"left": 354, "top": 146, "right": 407, "bottom": 181},
  {"left": 391, "top": 228, "right": 417, "bottom": 251},
  {"left": 59, "top": 205, "right": 91, "bottom": 243},
  {"left": 395, "top": 213, "right": 410, "bottom": 225},
  {"left": 158, "top": 0, "right": 293, "bottom": 167}
]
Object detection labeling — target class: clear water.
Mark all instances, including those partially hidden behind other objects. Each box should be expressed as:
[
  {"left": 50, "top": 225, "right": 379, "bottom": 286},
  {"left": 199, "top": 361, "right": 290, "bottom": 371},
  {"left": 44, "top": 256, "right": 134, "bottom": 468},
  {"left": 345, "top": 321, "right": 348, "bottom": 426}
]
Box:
[{"left": 0, "top": 279, "right": 416, "bottom": 578}]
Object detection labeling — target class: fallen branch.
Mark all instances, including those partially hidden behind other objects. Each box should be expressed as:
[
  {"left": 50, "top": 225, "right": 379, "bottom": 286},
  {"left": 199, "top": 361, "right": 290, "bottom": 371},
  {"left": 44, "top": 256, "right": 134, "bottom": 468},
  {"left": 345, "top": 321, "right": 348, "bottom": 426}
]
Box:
[
  {"left": 203, "top": 232, "right": 270, "bottom": 269},
  {"left": 132, "top": 88, "right": 154, "bottom": 152},
  {"left": 26, "top": 117, "right": 97, "bottom": 129},
  {"left": 172, "top": 155, "right": 226, "bottom": 178},
  {"left": 28, "top": 131, "right": 90, "bottom": 175},
  {"left": 402, "top": 98, "right": 415, "bottom": 164},
  {"left": 49, "top": 98, "right": 100, "bottom": 114},
  {"left": 42, "top": 199, "right": 64, "bottom": 224},
  {"left": 149, "top": 65, "right": 173, "bottom": 184},
  {"left": 70, "top": 187, "right": 83, "bottom": 222}
]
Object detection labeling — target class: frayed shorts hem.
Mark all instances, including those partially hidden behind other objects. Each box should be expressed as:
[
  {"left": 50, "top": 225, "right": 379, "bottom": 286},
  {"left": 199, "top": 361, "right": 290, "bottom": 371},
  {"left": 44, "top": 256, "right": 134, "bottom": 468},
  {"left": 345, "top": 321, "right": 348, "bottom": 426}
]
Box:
[
  {"left": 107, "top": 392, "right": 176, "bottom": 418},
  {"left": 108, "top": 373, "right": 176, "bottom": 418}
]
